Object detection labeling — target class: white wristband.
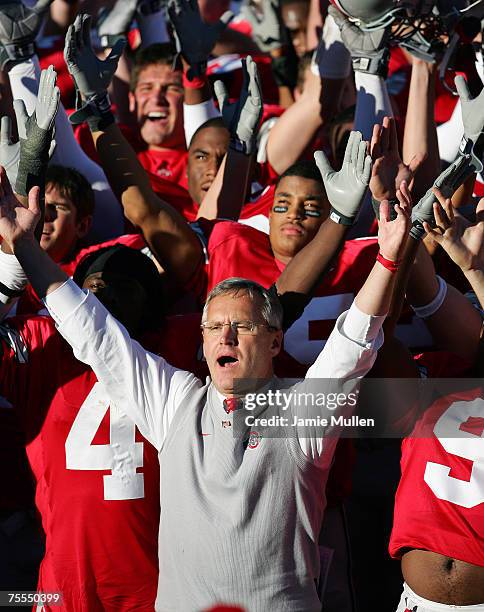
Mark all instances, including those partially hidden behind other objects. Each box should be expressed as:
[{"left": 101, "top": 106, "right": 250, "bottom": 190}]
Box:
[
  {"left": 410, "top": 276, "right": 447, "bottom": 318},
  {"left": 0, "top": 250, "right": 28, "bottom": 304}
]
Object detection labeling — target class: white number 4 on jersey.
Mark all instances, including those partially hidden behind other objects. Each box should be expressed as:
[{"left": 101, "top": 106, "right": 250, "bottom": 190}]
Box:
[{"left": 65, "top": 382, "right": 144, "bottom": 500}]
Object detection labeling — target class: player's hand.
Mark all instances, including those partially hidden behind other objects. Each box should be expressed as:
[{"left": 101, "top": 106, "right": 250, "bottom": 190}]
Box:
[
  {"left": 0, "top": 166, "right": 40, "bottom": 249},
  {"left": 168, "top": 0, "right": 233, "bottom": 81},
  {"left": 214, "top": 56, "right": 262, "bottom": 155},
  {"left": 97, "top": 0, "right": 139, "bottom": 49},
  {"left": 0, "top": 0, "right": 52, "bottom": 70},
  {"left": 240, "top": 0, "right": 286, "bottom": 53},
  {"left": 370, "top": 116, "right": 425, "bottom": 202},
  {"left": 314, "top": 130, "right": 372, "bottom": 225},
  {"left": 65, "top": 14, "right": 126, "bottom": 102},
  {"left": 410, "top": 154, "right": 473, "bottom": 241},
  {"left": 13, "top": 65, "right": 59, "bottom": 196},
  {"left": 424, "top": 190, "right": 484, "bottom": 273},
  {"left": 328, "top": 5, "right": 391, "bottom": 77},
  {"left": 377, "top": 182, "right": 411, "bottom": 262}
]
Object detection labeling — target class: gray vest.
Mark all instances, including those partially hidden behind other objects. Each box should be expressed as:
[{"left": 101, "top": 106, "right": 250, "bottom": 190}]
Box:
[{"left": 156, "top": 381, "right": 332, "bottom": 612}]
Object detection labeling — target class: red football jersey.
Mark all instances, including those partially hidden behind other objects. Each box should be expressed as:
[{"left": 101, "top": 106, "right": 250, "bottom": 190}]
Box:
[
  {"left": 0, "top": 316, "right": 160, "bottom": 611},
  {"left": 390, "top": 387, "right": 484, "bottom": 566},
  {"left": 138, "top": 147, "right": 188, "bottom": 187}
]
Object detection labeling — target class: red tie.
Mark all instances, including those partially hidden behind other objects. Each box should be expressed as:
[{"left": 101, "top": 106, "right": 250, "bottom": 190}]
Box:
[{"left": 223, "top": 398, "right": 240, "bottom": 414}]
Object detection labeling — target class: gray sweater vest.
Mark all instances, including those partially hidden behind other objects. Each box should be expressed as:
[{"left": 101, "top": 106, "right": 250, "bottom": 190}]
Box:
[{"left": 156, "top": 381, "right": 333, "bottom": 612}]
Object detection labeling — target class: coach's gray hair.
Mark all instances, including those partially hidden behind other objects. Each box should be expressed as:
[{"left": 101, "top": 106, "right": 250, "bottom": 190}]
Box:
[{"left": 202, "top": 278, "right": 283, "bottom": 330}]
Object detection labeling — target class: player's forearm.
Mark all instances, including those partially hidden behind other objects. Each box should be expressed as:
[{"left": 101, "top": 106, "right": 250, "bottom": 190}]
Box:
[
  {"left": 354, "top": 73, "right": 393, "bottom": 141},
  {"left": 464, "top": 269, "right": 484, "bottom": 311},
  {"left": 402, "top": 60, "right": 439, "bottom": 201},
  {"left": 275, "top": 219, "right": 347, "bottom": 295},
  {"left": 266, "top": 75, "right": 322, "bottom": 175},
  {"left": 197, "top": 149, "right": 251, "bottom": 220},
  {"left": 12, "top": 235, "right": 68, "bottom": 299},
  {"left": 406, "top": 242, "right": 482, "bottom": 358},
  {"left": 92, "top": 123, "right": 203, "bottom": 284},
  {"left": 92, "top": 122, "right": 173, "bottom": 225}
]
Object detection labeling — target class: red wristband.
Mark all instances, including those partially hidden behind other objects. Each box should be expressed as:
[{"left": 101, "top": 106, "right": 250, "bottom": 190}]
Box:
[
  {"left": 376, "top": 252, "right": 401, "bottom": 273},
  {"left": 182, "top": 72, "right": 207, "bottom": 89}
]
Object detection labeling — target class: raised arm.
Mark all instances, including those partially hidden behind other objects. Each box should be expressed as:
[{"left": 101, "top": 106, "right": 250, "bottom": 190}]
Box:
[
  {"left": 329, "top": 5, "right": 393, "bottom": 140},
  {"left": 198, "top": 56, "right": 262, "bottom": 220},
  {"left": 0, "top": 66, "right": 58, "bottom": 316},
  {"left": 402, "top": 56, "right": 440, "bottom": 202},
  {"left": 275, "top": 130, "right": 372, "bottom": 295},
  {"left": 64, "top": 14, "right": 203, "bottom": 287},
  {"left": 0, "top": 173, "right": 201, "bottom": 450},
  {"left": 168, "top": 0, "right": 229, "bottom": 146}
]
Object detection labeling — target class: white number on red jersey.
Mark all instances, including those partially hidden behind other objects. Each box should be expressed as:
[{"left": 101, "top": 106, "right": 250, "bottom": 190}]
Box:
[
  {"left": 65, "top": 382, "right": 144, "bottom": 500},
  {"left": 424, "top": 398, "right": 484, "bottom": 508},
  {"left": 284, "top": 294, "right": 354, "bottom": 364}
]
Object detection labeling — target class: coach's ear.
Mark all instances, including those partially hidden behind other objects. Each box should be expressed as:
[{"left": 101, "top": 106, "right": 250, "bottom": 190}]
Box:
[{"left": 270, "top": 330, "right": 283, "bottom": 357}]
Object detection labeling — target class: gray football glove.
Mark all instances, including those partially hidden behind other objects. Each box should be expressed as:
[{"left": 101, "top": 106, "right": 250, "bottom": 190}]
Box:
[
  {"left": 214, "top": 56, "right": 262, "bottom": 156},
  {"left": 168, "top": 0, "right": 233, "bottom": 81},
  {"left": 65, "top": 14, "right": 125, "bottom": 129},
  {"left": 13, "top": 64, "right": 59, "bottom": 197},
  {"left": 314, "top": 130, "right": 372, "bottom": 226},
  {"left": 328, "top": 5, "right": 391, "bottom": 78},
  {"left": 97, "top": 0, "right": 139, "bottom": 49},
  {"left": 0, "top": 0, "right": 52, "bottom": 69},
  {"left": 455, "top": 74, "right": 484, "bottom": 172},
  {"left": 240, "top": 0, "right": 286, "bottom": 53},
  {"left": 410, "top": 154, "right": 473, "bottom": 241}
]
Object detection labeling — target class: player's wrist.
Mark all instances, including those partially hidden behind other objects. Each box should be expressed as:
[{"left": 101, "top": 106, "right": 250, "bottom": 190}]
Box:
[
  {"left": 352, "top": 49, "right": 390, "bottom": 78},
  {"left": 0, "top": 41, "right": 36, "bottom": 71},
  {"left": 376, "top": 251, "right": 401, "bottom": 272}
]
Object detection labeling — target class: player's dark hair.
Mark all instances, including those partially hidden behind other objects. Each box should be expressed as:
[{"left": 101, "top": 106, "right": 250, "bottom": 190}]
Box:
[
  {"left": 46, "top": 165, "right": 95, "bottom": 221},
  {"left": 189, "top": 117, "right": 228, "bottom": 148},
  {"left": 276, "top": 159, "right": 323, "bottom": 188},
  {"left": 130, "top": 42, "right": 179, "bottom": 91}
]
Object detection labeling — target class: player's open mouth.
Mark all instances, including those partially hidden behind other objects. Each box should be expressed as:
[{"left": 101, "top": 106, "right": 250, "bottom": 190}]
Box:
[
  {"left": 217, "top": 356, "right": 239, "bottom": 368},
  {"left": 146, "top": 111, "right": 168, "bottom": 122}
]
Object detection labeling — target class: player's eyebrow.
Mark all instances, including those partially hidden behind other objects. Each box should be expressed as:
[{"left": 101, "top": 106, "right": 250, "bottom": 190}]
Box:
[{"left": 275, "top": 191, "right": 293, "bottom": 198}]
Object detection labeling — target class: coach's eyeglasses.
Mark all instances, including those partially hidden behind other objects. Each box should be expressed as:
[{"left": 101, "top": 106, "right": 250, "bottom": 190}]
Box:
[{"left": 200, "top": 321, "right": 278, "bottom": 336}]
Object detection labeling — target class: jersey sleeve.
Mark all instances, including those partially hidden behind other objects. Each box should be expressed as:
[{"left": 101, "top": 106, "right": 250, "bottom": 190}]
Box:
[{"left": 45, "top": 280, "right": 203, "bottom": 451}]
